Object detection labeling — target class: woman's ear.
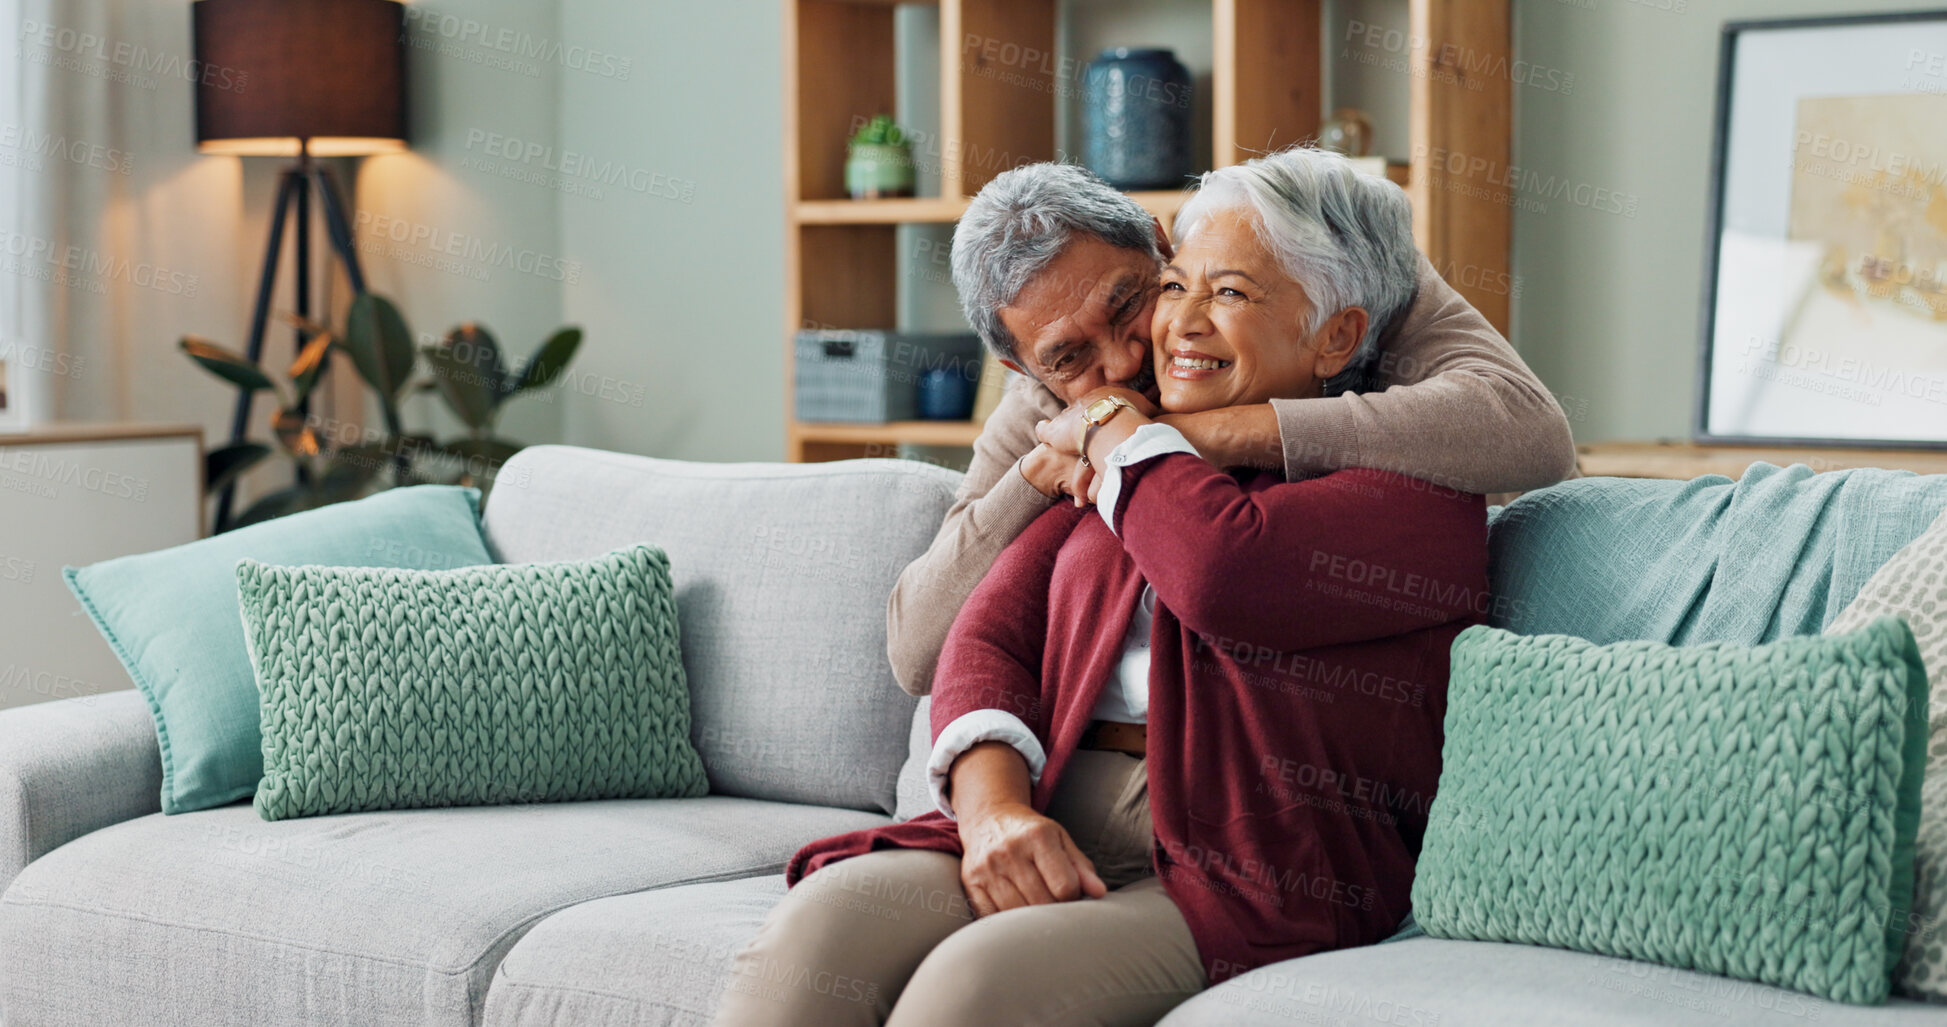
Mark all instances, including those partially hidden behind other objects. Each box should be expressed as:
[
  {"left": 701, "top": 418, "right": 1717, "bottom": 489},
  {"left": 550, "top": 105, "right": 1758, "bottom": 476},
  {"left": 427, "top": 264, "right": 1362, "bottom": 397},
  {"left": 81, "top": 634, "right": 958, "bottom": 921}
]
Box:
[{"left": 1310, "top": 307, "right": 1370, "bottom": 381}]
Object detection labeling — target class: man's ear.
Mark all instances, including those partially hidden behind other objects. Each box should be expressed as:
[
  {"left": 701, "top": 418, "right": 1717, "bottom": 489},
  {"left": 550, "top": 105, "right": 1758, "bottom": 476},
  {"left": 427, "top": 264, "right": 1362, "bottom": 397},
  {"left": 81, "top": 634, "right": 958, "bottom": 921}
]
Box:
[
  {"left": 1151, "top": 216, "right": 1173, "bottom": 261},
  {"left": 1310, "top": 307, "right": 1369, "bottom": 381}
]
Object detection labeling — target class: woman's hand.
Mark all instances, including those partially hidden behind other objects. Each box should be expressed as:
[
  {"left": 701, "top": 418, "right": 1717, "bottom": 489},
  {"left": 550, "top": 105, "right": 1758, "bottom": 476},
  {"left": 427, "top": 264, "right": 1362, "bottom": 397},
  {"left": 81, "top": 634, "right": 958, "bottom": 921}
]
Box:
[
  {"left": 957, "top": 799, "right": 1107, "bottom": 916},
  {"left": 1019, "top": 441, "right": 1094, "bottom": 502},
  {"left": 1034, "top": 387, "right": 1157, "bottom": 507},
  {"left": 1038, "top": 386, "right": 1158, "bottom": 459},
  {"left": 947, "top": 740, "right": 1107, "bottom": 915}
]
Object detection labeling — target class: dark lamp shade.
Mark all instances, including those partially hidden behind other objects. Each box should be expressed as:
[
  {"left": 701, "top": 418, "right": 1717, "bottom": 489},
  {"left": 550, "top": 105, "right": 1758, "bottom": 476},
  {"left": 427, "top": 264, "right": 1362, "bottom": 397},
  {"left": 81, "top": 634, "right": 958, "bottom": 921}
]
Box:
[{"left": 193, "top": 0, "right": 407, "bottom": 157}]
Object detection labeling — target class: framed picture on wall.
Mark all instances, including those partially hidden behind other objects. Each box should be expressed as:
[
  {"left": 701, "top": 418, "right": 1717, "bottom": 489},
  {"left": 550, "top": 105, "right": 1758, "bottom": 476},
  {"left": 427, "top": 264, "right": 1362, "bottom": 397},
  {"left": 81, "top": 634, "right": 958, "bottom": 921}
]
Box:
[{"left": 1697, "top": 10, "right": 1947, "bottom": 448}]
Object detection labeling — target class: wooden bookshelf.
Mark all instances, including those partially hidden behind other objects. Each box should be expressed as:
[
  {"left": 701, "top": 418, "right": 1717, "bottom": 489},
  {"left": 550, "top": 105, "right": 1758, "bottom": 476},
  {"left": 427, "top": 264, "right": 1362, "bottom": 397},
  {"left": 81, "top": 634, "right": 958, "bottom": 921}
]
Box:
[{"left": 783, "top": 0, "right": 1511, "bottom": 462}]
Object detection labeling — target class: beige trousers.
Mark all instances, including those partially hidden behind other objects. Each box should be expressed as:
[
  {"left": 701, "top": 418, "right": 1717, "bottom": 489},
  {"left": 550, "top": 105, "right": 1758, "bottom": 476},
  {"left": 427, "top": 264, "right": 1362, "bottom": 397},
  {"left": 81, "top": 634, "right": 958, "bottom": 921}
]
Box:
[{"left": 710, "top": 748, "right": 1206, "bottom": 1026}]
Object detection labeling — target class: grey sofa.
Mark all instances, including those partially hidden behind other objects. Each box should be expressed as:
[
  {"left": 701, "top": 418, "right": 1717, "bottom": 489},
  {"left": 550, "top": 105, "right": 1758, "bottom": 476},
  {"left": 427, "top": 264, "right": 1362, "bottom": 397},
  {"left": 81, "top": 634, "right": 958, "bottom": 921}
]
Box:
[{"left": 0, "top": 445, "right": 1939, "bottom": 1026}]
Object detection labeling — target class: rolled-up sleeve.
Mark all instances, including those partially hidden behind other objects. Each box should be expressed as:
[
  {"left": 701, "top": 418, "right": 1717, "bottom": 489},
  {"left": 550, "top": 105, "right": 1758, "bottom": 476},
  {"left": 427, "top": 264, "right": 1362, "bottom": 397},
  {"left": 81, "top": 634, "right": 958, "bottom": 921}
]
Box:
[{"left": 927, "top": 709, "right": 1048, "bottom": 820}]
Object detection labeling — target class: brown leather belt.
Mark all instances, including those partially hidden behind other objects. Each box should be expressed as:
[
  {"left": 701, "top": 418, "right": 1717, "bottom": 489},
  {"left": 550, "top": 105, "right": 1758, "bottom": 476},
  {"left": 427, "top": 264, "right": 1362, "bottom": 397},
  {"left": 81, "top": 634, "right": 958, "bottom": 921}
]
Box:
[{"left": 1079, "top": 719, "right": 1147, "bottom": 757}]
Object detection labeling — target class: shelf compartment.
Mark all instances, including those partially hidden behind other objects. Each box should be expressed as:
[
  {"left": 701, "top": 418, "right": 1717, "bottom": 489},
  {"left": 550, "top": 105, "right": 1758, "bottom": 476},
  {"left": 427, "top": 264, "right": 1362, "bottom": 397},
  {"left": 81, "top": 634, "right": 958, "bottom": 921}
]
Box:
[
  {"left": 943, "top": 0, "right": 1057, "bottom": 197},
  {"left": 1215, "top": 0, "right": 1324, "bottom": 167},
  {"left": 793, "top": 1, "right": 899, "bottom": 202},
  {"left": 799, "top": 225, "right": 900, "bottom": 329}
]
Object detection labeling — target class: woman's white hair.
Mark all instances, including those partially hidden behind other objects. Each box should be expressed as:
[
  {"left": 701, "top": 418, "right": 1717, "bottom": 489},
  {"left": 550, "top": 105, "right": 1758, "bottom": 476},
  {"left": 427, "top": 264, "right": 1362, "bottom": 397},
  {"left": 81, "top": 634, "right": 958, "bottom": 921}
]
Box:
[{"left": 1172, "top": 146, "right": 1418, "bottom": 395}]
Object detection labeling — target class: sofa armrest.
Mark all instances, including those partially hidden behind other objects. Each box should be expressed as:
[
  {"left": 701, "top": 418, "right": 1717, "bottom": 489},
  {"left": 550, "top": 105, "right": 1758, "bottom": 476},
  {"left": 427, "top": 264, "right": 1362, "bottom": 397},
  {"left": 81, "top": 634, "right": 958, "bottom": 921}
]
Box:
[{"left": 0, "top": 690, "right": 160, "bottom": 897}]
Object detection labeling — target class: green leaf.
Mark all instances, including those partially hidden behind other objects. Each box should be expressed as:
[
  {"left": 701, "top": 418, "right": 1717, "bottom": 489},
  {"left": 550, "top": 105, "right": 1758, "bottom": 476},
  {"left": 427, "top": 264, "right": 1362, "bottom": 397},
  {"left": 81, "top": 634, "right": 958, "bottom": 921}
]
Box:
[
  {"left": 514, "top": 327, "right": 582, "bottom": 392},
  {"left": 204, "top": 442, "right": 270, "bottom": 495},
  {"left": 341, "top": 293, "right": 416, "bottom": 399},
  {"left": 181, "top": 337, "right": 274, "bottom": 392},
  {"left": 444, "top": 323, "right": 509, "bottom": 398},
  {"left": 422, "top": 345, "right": 498, "bottom": 430}
]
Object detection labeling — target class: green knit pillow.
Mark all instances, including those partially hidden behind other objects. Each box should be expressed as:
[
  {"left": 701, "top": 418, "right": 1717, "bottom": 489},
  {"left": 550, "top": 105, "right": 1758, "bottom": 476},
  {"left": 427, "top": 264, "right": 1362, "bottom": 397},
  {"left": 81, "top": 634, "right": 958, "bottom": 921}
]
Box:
[
  {"left": 1415, "top": 617, "right": 1930, "bottom": 1005},
  {"left": 238, "top": 545, "right": 708, "bottom": 821}
]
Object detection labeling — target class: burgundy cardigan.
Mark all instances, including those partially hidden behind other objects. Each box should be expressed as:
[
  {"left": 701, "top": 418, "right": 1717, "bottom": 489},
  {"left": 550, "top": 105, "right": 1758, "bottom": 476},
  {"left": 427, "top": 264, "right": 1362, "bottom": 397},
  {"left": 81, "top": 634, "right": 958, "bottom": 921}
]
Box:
[{"left": 788, "top": 455, "right": 1489, "bottom": 985}]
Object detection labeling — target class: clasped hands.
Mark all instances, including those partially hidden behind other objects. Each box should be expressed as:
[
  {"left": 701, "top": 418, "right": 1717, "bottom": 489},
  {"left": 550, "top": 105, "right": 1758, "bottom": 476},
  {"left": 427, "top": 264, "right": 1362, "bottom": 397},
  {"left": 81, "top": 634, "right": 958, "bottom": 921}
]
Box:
[{"left": 1022, "top": 386, "right": 1159, "bottom": 507}]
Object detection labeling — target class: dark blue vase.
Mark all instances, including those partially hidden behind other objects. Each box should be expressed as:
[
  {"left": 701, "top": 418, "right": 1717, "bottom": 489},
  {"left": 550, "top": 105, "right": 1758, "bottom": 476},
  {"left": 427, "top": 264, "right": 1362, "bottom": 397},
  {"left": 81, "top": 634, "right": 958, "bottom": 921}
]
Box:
[{"left": 1082, "top": 48, "right": 1193, "bottom": 191}]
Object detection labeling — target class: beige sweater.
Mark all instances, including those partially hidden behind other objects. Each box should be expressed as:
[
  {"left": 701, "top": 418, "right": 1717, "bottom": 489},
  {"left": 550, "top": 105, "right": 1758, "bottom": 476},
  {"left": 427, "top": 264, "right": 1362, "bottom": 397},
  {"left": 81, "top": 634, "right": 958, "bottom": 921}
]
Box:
[{"left": 885, "top": 253, "right": 1576, "bottom": 696}]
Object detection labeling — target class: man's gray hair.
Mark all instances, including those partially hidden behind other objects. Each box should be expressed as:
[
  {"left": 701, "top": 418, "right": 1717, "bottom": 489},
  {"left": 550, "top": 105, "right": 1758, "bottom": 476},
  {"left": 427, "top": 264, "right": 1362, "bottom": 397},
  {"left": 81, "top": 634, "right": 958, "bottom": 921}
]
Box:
[
  {"left": 951, "top": 163, "right": 1160, "bottom": 364},
  {"left": 1173, "top": 146, "right": 1418, "bottom": 395}
]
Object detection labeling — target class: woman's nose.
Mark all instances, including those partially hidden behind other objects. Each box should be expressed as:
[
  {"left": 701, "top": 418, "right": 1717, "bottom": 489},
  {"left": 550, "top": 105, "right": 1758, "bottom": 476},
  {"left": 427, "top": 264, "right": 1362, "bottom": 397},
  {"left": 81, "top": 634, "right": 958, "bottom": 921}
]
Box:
[{"left": 1168, "top": 294, "right": 1213, "bottom": 340}]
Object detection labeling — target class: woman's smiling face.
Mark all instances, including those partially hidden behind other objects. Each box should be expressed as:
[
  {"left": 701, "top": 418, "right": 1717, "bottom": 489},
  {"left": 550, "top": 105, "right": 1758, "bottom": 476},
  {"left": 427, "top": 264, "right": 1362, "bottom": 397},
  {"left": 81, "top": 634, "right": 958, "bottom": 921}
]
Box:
[{"left": 1152, "top": 206, "right": 1363, "bottom": 413}]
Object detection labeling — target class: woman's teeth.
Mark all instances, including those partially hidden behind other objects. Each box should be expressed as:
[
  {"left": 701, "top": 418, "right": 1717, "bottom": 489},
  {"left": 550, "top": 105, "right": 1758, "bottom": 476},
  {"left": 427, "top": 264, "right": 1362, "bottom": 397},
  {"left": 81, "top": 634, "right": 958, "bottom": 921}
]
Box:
[{"left": 1172, "top": 356, "right": 1231, "bottom": 370}]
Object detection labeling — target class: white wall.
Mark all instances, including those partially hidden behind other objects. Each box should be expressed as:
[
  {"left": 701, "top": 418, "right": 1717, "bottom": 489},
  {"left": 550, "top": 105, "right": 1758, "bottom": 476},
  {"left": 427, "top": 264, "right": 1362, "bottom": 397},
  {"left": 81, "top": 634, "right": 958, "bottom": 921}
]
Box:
[{"left": 553, "top": 2, "right": 785, "bottom": 462}]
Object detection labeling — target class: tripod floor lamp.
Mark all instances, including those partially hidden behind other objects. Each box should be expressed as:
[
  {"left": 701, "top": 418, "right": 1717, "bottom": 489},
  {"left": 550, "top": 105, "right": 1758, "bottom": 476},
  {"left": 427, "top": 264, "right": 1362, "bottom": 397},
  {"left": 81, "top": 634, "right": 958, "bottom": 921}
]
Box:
[{"left": 192, "top": 0, "right": 407, "bottom": 531}]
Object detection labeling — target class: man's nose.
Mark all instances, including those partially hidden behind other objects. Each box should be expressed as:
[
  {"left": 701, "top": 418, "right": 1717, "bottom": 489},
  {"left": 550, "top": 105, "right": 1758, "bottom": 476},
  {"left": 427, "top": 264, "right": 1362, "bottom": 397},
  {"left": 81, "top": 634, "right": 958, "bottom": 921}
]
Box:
[{"left": 1102, "top": 334, "right": 1147, "bottom": 384}]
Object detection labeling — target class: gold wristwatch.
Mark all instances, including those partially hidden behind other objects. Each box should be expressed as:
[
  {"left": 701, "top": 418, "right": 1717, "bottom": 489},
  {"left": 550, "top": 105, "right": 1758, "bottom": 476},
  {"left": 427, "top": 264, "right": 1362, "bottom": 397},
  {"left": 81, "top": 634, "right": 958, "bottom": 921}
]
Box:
[{"left": 1077, "top": 395, "right": 1134, "bottom": 468}]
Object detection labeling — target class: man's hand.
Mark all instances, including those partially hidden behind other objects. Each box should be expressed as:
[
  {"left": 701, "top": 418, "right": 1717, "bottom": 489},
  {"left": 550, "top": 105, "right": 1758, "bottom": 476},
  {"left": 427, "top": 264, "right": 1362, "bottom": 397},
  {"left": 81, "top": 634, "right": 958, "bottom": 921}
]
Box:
[
  {"left": 957, "top": 799, "right": 1107, "bottom": 916},
  {"left": 1019, "top": 441, "right": 1095, "bottom": 503}
]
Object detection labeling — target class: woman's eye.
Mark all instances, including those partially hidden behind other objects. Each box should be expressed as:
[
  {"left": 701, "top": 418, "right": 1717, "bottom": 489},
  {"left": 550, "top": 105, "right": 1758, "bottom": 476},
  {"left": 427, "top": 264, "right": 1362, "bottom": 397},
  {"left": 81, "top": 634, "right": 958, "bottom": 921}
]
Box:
[
  {"left": 1160, "top": 281, "right": 1184, "bottom": 293},
  {"left": 1218, "top": 287, "right": 1245, "bottom": 298}
]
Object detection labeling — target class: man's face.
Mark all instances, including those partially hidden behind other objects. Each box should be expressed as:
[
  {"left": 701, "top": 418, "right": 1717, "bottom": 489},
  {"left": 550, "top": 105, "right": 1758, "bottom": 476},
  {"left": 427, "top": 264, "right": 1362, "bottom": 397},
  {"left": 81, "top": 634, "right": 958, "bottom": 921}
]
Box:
[{"left": 995, "top": 236, "right": 1160, "bottom": 405}]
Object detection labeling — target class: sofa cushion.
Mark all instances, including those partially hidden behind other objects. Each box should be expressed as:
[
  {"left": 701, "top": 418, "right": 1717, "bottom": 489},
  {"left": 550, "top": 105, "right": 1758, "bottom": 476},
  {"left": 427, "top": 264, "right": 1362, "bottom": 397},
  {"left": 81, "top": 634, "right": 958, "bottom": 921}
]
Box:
[
  {"left": 482, "top": 447, "right": 962, "bottom": 816},
  {"left": 240, "top": 546, "right": 708, "bottom": 821},
  {"left": 1417, "top": 619, "right": 1930, "bottom": 1004},
  {"left": 63, "top": 484, "right": 493, "bottom": 815},
  {"left": 483, "top": 875, "right": 786, "bottom": 1027},
  {"left": 0, "top": 798, "right": 886, "bottom": 1027},
  {"left": 1489, "top": 464, "right": 1947, "bottom": 646},
  {"left": 1158, "top": 938, "right": 1947, "bottom": 1027},
  {"left": 1827, "top": 504, "right": 1947, "bottom": 1000},
  {"left": 894, "top": 695, "right": 933, "bottom": 823}
]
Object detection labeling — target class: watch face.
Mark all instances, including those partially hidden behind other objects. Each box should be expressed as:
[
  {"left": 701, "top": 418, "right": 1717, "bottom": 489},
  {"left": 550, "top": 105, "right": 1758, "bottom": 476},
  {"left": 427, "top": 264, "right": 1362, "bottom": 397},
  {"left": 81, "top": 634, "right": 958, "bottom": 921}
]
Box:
[{"left": 1086, "top": 397, "right": 1119, "bottom": 423}]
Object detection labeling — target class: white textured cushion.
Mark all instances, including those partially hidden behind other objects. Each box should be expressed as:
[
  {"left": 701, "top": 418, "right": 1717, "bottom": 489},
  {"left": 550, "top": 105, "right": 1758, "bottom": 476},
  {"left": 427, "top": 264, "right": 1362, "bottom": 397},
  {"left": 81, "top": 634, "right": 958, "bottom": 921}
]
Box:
[
  {"left": 482, "top": 447, "right": 962, "bottom": 816},
  {"left": 1163, "top": 938, "right": 1946, "bottom": 1026},
  {"left": 1828, "top": 503, "right": 1947, "bottom": 1001},
  {"left": 0, "top": 799, "right": 886, "bottom": 1027},
  {"left": 484, "top": 875, "right": 787, "bottom": 1026}
]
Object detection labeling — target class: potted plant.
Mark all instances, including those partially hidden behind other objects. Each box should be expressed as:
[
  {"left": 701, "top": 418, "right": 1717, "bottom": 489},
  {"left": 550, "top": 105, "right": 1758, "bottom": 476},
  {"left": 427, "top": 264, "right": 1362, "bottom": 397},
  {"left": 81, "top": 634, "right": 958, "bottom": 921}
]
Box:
[{"left": 845, "top": 114, "right": 916, "bottom": 200}]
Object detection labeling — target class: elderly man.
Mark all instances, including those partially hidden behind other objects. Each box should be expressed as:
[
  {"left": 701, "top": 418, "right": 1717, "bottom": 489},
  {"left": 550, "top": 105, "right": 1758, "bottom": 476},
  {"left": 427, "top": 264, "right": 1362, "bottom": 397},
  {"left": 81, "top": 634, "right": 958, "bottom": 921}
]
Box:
[{"left": 886, "top": 161, "right": 1575, "bottom": 697}]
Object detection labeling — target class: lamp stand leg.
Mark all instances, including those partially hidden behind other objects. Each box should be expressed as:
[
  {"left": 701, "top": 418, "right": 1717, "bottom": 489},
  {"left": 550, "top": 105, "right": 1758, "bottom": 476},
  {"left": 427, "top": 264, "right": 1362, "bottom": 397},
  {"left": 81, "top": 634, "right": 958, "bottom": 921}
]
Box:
[{"left": 213, "top": 168, "right": 303, "bottom": 533}]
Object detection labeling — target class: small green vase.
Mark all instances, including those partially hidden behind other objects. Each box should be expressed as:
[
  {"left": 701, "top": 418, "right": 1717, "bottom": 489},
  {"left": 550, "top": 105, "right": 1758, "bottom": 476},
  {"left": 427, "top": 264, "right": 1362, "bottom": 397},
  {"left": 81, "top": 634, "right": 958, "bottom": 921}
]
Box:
[{"left": 846, "top": 142, "right": 916, "bottom": 200}]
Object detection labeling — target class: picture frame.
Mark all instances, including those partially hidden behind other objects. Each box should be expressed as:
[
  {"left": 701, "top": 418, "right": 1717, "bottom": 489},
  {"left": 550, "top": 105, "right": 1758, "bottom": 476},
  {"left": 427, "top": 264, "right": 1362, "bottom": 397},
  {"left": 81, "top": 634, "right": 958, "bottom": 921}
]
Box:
[{"left": 1696, "top": 10, "right": 1947, "bottom": 449}]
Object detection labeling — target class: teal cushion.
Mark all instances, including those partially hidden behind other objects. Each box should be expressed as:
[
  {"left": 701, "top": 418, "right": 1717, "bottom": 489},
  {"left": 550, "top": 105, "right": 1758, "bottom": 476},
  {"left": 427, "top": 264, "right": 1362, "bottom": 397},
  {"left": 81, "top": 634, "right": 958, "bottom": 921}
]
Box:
[
  {"left": 1414, "top": 617, "right": 1931, "bottom": 1005},
  {"left": 63, "top": 486, "right": 492, "bottom": 814},
  {"left": 1488, "top": 464, "right": 1947, "bottom": 646},
  {"left": 238, "top": 544, "right": 709, "bottom": 821}
]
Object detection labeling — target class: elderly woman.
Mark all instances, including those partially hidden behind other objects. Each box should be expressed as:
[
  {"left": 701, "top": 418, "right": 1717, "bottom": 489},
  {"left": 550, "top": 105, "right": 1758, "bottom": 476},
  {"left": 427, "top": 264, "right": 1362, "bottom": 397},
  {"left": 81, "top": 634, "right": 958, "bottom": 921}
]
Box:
[{"left": 710, "top": 148, "right": 1489, "bottom": 1026}]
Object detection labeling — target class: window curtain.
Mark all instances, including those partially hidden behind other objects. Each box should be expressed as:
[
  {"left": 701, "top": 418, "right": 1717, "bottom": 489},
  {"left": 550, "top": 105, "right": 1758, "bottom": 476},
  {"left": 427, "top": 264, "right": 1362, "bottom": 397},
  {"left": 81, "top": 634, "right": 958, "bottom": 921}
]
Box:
[{"left": 2, "top": 0, "right": 349, "bottom": 447}]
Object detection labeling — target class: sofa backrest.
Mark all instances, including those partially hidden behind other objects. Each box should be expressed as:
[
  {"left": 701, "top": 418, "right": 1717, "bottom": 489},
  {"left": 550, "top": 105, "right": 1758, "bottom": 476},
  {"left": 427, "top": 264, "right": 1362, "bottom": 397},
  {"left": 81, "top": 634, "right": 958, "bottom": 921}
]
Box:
[
  {"left": 482, "top": 446, "right": 962, "bottom": 817},
  {"left": 1488, "top": 462, "right": 1947, "bottom": 646}
]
